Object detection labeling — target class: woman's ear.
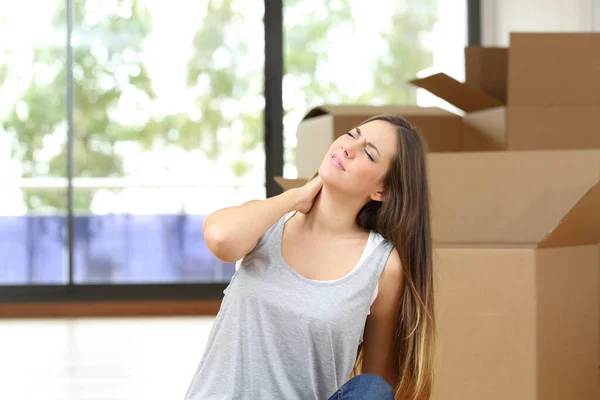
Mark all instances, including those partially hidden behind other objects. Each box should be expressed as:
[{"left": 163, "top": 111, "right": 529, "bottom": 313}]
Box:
[{"left": 370, "top": 188, "right": 385, "bottom": 202}]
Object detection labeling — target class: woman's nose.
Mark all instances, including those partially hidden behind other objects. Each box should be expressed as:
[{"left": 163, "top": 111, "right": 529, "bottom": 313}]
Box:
[{"left": 344, "top": 137, "right": 366, "bottom": 156}]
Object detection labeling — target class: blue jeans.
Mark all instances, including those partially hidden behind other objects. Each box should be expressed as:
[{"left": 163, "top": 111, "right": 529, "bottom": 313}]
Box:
[{"left": 328, "top": 374, "right": 395, "bottom": 400}]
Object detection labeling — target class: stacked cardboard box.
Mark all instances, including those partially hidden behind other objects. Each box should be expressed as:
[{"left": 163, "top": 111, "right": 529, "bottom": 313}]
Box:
[
  {"left": 429, "top": 150, "right": 600, "bottom": 399},
  {"left": 274, "top": 33, "right": 600, "bottom": 399},
  {"left": 416, "top": 33, "right": 600, "bottom": 399},
  {"left": 412, "top": 33, "right": 600, "bottom": 152},
  {"left": 294, "top": 105, "right": 463, "bottom": 179}
]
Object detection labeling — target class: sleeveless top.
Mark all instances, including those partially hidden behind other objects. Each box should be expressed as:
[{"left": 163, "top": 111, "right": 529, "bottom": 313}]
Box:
[
  {"left": 184, "top": 212, "right": 394, "bottom": 400},
  {"left": 234, "top": 212, "right": 384, "bottom": 313}
]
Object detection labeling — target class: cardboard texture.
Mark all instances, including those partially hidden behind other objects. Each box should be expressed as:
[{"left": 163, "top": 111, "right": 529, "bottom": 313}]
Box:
[
  {"left": 273, "top": 176, "right": 307, "bottom": 192},
  {"left": 428, "top": 150, "right": 600, "bottom": 246},
  {"left": 462, "top": 108, "right": 506, "bottom": 150},
  {"left": 434, "top": 246, "right": 598, "bottom": 400},
  {"left": 411, "top": 32, "right": 600, "bottom": 151},
  {"left": 507, "top": 33, "right": 600, "bottom": 150},
  {"left": 508, "top": 33, "right": 600, "bottom": 107},
  {"left": 295, "top": 105, "right": 462, "bottom": 178},
  {"left": 429, "top": 150, "right": 600, "bottom": 400},
  {"left": 409, "top": 73, "right": 503, "bottom": 112},
  {"left": 507, "top": 107, "right": 600, "bottom": 150},
  {"left": 465, "top": 46, "right": 508, "bottom": 103},
  {"left": 409, "top": 73, "right": 506, "bottom": 152},
  {"left": 274, "top": 176, "right": 307, "bottom": 191}
]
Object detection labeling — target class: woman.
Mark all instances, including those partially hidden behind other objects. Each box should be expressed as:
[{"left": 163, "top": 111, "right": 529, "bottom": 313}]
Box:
[{"left": 185, "top": 115, "right": 435, "bottom": 400}]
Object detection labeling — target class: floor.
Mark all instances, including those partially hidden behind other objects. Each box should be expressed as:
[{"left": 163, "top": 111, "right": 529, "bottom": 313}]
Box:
[{"left": 0, "top": 317, "right": 216, "bottom": 400}]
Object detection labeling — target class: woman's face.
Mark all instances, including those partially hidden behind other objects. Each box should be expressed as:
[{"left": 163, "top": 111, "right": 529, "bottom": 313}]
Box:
[{"left": 318, "top": 119, "right": 399, "bottom": 202}]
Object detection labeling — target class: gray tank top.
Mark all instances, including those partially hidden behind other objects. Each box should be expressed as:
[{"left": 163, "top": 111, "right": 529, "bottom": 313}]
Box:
[{"left": 184, "top": 212, "right": 394, "bottom": 400}]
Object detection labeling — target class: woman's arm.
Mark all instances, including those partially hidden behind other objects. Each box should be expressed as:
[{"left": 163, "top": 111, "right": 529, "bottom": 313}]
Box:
[
  {"left": 203, "top": 176, "right": 323, "bottom": 262},
  {"left": 361, "top": 248, "right": 404, "bottom": 389}
]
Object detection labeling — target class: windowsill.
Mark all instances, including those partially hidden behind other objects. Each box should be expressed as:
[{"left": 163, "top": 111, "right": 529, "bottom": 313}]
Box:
[{"left": 0, "top": 300, "right": 222, "bottom": 318}]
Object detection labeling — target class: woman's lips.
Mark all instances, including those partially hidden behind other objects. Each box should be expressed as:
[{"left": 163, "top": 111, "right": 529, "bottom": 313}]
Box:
[{"left": 332, "top": 154, "right": 345, "bottom": 171}]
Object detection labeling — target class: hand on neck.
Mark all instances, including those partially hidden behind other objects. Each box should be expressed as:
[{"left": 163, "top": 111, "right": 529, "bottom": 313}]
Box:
[{"left": 301, "top": 185, "right": 368, "bottom": 236}]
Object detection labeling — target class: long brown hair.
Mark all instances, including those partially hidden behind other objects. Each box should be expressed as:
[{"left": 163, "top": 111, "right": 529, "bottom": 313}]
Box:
[{"left": 349, "top": 114, "right": 435, "bottom": 399}]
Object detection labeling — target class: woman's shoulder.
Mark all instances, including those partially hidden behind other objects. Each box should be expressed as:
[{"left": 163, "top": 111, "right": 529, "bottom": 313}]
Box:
[
  {"left": 368, "top": 230, "right": 392, "bottom": 248},
  {"left": 233, "top": 212, "right": 290, "bottom": 272}
]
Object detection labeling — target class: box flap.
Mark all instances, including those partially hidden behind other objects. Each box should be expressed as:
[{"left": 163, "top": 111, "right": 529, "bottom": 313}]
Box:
[
  {"left": 428, "top": 150, "right": 600, "bottom": 246},
  {"left": 302, "top": 105, "right": 455, "bottom": 121},
  {"left": 538, "top": 182, "right": 600, "bottom": 248},
  {"left": 463, "top": 107, "right": 506, "bottom": 150},
  {"left": 274, "top": 176, "right": 307, "bottom": 191},
  {"left": 410, "top": 73, "right": 504, "bottom": 113},
  {"left": 465, "top": 46, "right": 508, "bottom": 103}
]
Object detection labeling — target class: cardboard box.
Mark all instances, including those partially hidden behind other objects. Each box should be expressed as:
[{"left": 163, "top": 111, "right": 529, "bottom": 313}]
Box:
[
  {"left": 411, "top": 33, "right": 600, "bottom": 152},
  {"left": 508, "top": 34, "right": 600, "bottom": 107},
  {"left": 273, "top": 176, "right": 307, "bottom": 191},
  {"left": 429, "top": 149, "right": 600, "bottom": 400},
  {"left": 465, "top": 46, "right": 508, "bottom": 104},
  {"left": 410, "top": 72, "right": 506, "bottom": 151},
  {"left": 295, "top": 105, "right": 462, "bottom": 179},
  {"left": 506, "top": 33, "right": 600, "bottom": 150},
  {"left": 274, "top": 150, "right": 600, "bottom": 399}
]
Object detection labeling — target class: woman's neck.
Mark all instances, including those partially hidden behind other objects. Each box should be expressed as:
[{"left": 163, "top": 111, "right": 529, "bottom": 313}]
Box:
[{"left": 300, "top": 186, "right": 366, "bottom": 235}]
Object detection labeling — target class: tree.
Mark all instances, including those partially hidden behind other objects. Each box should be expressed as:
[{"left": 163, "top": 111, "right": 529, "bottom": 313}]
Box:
[
  {"left": 184, "top": 0, "right": 263, "bottom": 178},
  {"left": 372, "top": 2, "right": 437, "bottom": 104},
  {"left": 283, "top": 0, "right": 438, "bottom": 167},
  {"left": 2, "top": 0, "right": 438, "bottom": 211},
  {"left": 284, "top": 0, "right": 354, "bottom": 102},
  {"left": 2, "top": 0, "right": 156, "bottom": 210}
]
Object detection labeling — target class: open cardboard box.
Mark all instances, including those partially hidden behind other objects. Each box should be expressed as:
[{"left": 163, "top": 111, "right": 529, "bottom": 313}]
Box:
[
  {"left": 411, "top": 33, "right": 600, "bottom": 152},
  {"left": 276, "top": 149, "right": 600, "bottom": 399},
  {"left": 410, "top": 71, "right": 506, "bottom": 151},
  {"left": 295, "top": 105, "right": 462, "bottom": 179},
  {"left": 430, "top": 149, "right": 600, "bottom": 399}
]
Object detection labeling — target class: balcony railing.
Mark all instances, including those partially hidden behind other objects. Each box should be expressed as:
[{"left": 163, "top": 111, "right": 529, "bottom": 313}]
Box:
[{"left": 0, "top": 178, "right": 265, "bottom": 285}]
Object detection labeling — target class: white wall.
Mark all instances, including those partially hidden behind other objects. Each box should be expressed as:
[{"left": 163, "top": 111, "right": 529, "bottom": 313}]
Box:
[
  {"left": 414, "top": 0, "right": 468, "bottom": 114},
  {"left": 482, "top": 0, "right": 600, "bottom": 46}
]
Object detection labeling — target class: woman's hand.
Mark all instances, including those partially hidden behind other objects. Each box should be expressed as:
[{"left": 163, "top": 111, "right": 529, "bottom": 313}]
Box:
[{"left": 292, "top": 175, "right": 323, "bottom": 214}]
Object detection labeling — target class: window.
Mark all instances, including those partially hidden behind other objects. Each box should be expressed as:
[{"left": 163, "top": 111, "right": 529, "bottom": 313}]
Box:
[
  {"left": 0, "top": 0, "right": 265, "bottom": 286},
  {"left": 0, "top": 0, "right": 472, "bottom": 301},
  {"left": 0, "top": 0, "right": 68, "bottom": 284},
  {"left": 282, "top": 0, "right": 467, "bottom": 176}
]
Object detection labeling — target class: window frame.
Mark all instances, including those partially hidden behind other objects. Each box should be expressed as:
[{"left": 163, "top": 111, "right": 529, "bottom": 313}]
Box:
[{"left": 0, "top": 0, "right": 479, "bottom": 305}]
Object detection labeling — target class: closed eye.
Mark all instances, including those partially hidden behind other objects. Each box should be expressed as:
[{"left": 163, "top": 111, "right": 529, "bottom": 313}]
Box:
[{"left": 346, "top": 132, "right": 374, "bottom": 161}]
